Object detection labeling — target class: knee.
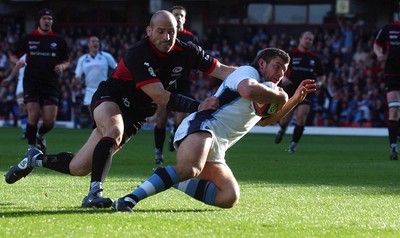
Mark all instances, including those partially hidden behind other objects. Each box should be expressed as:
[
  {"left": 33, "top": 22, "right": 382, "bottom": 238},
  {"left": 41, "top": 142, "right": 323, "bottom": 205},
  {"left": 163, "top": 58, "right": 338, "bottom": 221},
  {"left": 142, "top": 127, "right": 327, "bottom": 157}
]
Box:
[
  {"left": 70, "top": 165, "right": 90, "bottom": 176},
  {"left": 175, "top": 165, "right": 202, "bottom": 181},
  {"left": 106, "top": 125, "right": 124, "bottom": 145},
  {"left": 217, "top": 190, "right": 240, "bottom": 209},
  {"left": 69, "top": 159, "right": 91, "bottom": 176}
]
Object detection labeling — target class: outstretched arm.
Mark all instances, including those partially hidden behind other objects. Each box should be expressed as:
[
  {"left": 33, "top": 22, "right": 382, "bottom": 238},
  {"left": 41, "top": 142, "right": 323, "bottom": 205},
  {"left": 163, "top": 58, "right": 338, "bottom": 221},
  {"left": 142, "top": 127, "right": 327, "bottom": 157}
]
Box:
[{"left": 257, "top": 79, "right": 316, "bottom": 127}]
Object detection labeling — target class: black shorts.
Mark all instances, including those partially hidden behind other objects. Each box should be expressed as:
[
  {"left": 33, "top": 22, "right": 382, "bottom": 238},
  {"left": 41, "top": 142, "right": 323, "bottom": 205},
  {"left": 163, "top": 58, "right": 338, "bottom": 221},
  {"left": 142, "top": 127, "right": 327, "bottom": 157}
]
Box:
[
  {"left": 91, "top": 81, "right": 146, "bottom": 147},
  {"left": 23, "top": 75, "right": 59, "bottom": 106},
  {"left": 384, "top": 75, "right": 400, "bottom": 92}
]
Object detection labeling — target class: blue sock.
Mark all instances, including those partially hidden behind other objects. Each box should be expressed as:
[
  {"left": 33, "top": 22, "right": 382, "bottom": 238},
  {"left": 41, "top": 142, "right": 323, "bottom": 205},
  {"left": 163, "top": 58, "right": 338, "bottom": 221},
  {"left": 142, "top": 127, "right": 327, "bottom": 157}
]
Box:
[
  {"left": 173, "top": 178, "right": 217, "bottom": 206},
  {"left": 125, "top": 166, "right": 180, "bottom": 206},
  {"left": 20, "top": 113, "right": 27, "bottom": 133}
]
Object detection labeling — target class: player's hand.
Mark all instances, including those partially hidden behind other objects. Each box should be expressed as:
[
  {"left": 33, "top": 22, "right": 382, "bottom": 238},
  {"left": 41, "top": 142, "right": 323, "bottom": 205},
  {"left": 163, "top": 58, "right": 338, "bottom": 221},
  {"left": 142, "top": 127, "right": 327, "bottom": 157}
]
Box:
[
  {"left": 294, "top": 79, "right": 316, "bottom": 103},
  {"left": 1, "top": 79, "right": 8, "bottom": 87},
  {"left": 376, "top": 55, "right": 385, "bottom": 62},
  {"left": 54, "top": 64, "right": 65, "bottom": 74},
  {"left": 198, "top": 96, "right": 219, "bottom": 111}
]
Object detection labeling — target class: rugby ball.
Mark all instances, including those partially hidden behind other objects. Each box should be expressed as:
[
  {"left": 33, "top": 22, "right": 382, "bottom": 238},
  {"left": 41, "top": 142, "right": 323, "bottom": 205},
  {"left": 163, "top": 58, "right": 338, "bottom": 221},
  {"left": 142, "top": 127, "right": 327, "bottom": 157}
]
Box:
[{"left": 252, "top": 81, "right": 279, "bottom": 117}]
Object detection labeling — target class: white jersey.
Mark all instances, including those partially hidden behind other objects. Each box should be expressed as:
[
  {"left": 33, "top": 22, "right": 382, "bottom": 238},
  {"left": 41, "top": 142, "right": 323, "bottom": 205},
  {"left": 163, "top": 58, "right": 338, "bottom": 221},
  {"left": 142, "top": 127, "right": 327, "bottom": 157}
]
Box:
[
  {"left": 16, "top": 54, "right": 26, "bottom": 96},
  {"left": 174, "top": 65, "right": 263, "bottom": 163},
  {"left": 75, "top": 51, "right": 117, "bottom": 105}
]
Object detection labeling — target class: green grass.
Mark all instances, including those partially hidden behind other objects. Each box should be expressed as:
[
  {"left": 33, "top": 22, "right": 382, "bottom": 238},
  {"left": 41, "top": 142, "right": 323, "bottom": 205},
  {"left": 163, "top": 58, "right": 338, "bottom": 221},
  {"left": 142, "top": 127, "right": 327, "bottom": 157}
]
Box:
[{"left": 1, "top": 126, "right": 400, "bottom": 237}]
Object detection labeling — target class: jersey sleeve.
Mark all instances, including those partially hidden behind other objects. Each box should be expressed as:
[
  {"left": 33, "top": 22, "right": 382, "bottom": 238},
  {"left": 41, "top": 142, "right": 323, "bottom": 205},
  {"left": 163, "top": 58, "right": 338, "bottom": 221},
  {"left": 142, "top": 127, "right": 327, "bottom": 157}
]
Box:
[
  {"left": 227, "top": 66, "right": 259, "bottom": 91},
  {"left": 104, "top": 52, "right": 117, "bottom": 69},
  {"left": 123, "top": 49, "right": 160, "bottom": 88},
  {"left": 14, "top": 35, "right": 29, "bottom": 58},
  {"left": 74, "top": 56, "right": 84, "bottom": 78},
  {"left": 57, "top": 37, "right": 70, "bottom": 63},
  {"left": 374, "top": 27, "right": 387, "bottom": 47},
  {"left": 186, "top": 42, "right": 217, "bottom": 74}
]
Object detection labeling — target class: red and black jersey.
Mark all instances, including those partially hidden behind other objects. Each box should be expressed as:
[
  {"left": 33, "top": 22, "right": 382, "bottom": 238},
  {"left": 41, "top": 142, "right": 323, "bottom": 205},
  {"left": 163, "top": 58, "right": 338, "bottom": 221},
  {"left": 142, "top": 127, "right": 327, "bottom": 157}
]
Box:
[
  {"left": 284, "top": 48, "right": 324, "bottom": 97},
  {"left": 178, "top": 29, "right": 199, "bottom": 45},
  {"left": 108, "top": 37, "right": 217, "bottom": 114},
  {"left": 15, "top": 29, "right": 69, "bottom": 82},
  {"left": 374, "top": 21, "right": 400, "bottom": 76}
]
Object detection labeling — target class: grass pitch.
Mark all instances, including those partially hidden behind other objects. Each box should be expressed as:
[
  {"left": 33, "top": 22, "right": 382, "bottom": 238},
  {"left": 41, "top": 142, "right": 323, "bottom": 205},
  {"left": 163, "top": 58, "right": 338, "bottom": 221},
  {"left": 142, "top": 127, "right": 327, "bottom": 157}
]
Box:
[{"left": 1, "top": 126, "right": 400, "bottom": 237}]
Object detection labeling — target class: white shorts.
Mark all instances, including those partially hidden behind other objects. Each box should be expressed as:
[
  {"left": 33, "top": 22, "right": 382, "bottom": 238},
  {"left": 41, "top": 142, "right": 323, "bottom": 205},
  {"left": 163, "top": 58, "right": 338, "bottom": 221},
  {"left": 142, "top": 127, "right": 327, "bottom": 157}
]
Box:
[
  {"left": 16, "top": 76, "right": 23, "bottom": 95},
  {"left": 84, "top": 87, "right": 97, "bottom": 106},
  {"left": 174, "top": 112, "right": 229, "bottom": 164}
]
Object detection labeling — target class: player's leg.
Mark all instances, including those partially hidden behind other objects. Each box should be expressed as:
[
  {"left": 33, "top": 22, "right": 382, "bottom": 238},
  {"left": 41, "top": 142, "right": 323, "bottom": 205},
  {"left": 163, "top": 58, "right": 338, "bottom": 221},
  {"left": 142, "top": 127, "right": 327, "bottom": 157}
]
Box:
[
  {"left": 275, "top": 109, "right": 294, "bottom": 144},
  {"left": 36, "top": 104, "right": 58, "bottom": 153},
  {"left": 112, "top": 131, "right": 212, "bottom": 212},
  {"left": 25, "top": 101, "right": 41, "bottom": 150},
  {"left": 17, "top": 94, "right": 27, "bottom": 139},
  {"left": 386, "top": 91, "right": 400, "bottom": 160},
  {"left": 169, "top": 112, "right": 187, "bottom": 151},
  {"left": 82, "top": 101, "right": 123, "bottom": 208},
  {"left": 154, "top": 106, "right": 169, "bottom": 165},
  {"left": 174, "top": 161, "right": 240, "bottom": 208},
  {"left": 288, "top": 103, "right": 310, "bottom": 153},
  {"left": 5, "top": 127, "right": 120, "bottom": 184}
]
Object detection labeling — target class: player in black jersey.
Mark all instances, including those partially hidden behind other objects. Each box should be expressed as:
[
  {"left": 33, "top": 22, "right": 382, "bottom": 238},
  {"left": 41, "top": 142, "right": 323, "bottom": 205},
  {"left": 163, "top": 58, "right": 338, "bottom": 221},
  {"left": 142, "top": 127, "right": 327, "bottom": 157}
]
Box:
[
  {"left": 374, "top": 4, "right": 400, "bottom": 160},
  {"left": 153, "top": 5, "right": 201, "bottom": 166},
  {"left": 5, "top": 10, "right": 236, "bottom": 209},
  {"left": 10, "top": 8, "right": 70, "bottom": 153},
  {"left": 274, "top": 31, "right": 325, "bottom": 153}
]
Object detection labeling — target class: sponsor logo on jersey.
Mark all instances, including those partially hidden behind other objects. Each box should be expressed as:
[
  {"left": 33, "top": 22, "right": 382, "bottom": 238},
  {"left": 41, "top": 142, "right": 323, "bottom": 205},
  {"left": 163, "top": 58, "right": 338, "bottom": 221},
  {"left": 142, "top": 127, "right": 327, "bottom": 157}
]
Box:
[
  {"left": 122, "top": 97, "right": 131, "bottom": 107},
  {"left": 172, "top": 66, "right": 183, "bottom": 74}
]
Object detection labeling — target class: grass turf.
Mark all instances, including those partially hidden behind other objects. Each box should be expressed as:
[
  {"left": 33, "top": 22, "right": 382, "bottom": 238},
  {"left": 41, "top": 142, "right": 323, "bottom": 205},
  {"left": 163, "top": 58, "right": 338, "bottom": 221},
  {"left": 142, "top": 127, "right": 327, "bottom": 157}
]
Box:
[{"left": 1, "top": 126, "right": 400, "bottom": 237}]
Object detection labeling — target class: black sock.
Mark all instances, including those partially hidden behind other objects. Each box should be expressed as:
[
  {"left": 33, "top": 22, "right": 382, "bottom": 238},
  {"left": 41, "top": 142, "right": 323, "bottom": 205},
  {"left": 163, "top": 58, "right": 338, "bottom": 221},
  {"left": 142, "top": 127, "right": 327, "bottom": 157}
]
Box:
[
  {"left": 26, "top": 123, "right": 37, "bottom": 146},
  {"left": 154, "top": 126, "right": 166, "bottom": 152},
  {"left": 42, "top": 152, "right": 73, "bottom": 175},
  {"left": 38, "top": 124, "right": 53, "bottom": 136},
  {"left": 388, "top": 120, "right": 398, "bottom": 145},
  {"left": 292, "top": 125, "right": 305, "bottom": 143},
  {"left": 91, "top": 137, "right": 115, "bottom": 182}
]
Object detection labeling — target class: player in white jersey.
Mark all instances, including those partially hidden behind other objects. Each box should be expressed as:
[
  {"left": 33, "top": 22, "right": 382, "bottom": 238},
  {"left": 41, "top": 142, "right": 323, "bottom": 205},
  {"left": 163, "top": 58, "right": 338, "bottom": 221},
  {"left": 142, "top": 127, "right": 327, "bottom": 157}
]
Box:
[
  {"left": 2, "top": 54, "right": 27, "bottom": 139},
  {"left": 112, "top": 48, "right": 317, "bottom": 212},
  {"left": 74, "top": 36, "right": 117, "bottom": 116}
]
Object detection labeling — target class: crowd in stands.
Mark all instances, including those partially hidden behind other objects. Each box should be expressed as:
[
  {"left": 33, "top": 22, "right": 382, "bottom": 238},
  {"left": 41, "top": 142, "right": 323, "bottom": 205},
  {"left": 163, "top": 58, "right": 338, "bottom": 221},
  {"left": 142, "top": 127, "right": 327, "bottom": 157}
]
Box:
[{"left": 0, "top": 16, "right": 388, "bottom": 128}]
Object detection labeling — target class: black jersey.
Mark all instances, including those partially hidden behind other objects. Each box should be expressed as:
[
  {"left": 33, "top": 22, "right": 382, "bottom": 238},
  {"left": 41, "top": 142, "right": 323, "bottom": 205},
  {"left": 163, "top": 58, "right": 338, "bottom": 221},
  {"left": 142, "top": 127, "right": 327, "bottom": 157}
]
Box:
[
  {"left": 108, "top": 37, "right": 217, "bottom": 118},
  {"left": 284, "top": 48, "right": 324, "bottom": 97},
  {"left": 15, "top": 29, "right": 69, "bottom": 82},
  {"left": 375, "top": 21, "right": 400, "bottom": 76},
  {"left": 178, "top": 29, "right": 199, "bottom": 45}
]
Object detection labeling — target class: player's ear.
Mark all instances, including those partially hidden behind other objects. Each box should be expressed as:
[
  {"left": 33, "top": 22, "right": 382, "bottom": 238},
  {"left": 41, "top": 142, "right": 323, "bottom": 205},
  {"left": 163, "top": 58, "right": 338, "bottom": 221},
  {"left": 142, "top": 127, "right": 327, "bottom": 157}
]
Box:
[
  {"left": 258, "top": 58, "right": 265, "bottom": 71},
  {"left": 146, "top": 26, "right": 152, "bottom": 37}
]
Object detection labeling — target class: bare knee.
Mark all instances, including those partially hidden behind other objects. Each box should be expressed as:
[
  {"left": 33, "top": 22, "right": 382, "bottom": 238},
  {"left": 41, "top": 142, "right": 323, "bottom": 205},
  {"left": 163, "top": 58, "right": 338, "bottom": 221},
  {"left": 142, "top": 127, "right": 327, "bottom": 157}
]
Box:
[
  {"left": 69, "top": 154, "right": 92, "bottom": 176},
  {"left": 69, "top": 163, "right": 91, "bottom": 176},
  {"left": 174, "top": 165, "right": 203, "bottom": 181},
  {"left": 216, "top": 189, "right": 240, "bottom": 208}
]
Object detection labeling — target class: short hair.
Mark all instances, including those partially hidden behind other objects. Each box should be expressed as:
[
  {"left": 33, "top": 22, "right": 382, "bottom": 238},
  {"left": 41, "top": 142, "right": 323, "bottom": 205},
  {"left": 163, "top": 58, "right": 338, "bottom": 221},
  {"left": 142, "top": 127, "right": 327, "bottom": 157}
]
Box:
[
  {"left": 170, "top": 5, "right": 186, "bottom": 13},
  {"left": 251, "top": 48, "right": 290, "bottom": 67},
  {"left": 37, "top": 8, "right": 53, "bottom": 21},
  {"left": 149, "top": 10, "right": 176, "bottom": 28}
]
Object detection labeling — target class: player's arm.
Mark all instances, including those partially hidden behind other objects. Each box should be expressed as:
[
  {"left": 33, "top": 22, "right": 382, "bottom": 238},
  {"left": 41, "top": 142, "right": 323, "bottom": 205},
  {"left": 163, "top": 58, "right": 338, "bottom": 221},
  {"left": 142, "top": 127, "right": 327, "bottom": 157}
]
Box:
[
  {"left": 208, "top": 60, "right": 237, "bottom": 81},
  {"left": 140, "top": 82, "right": 219, "bottom": 112},
  {"left": 258, "top": 79, "right": 316, "bottom": 127},
  {"left": 55, "top": 61, "right": 70, "bottom": 74},
  {"left": 1, "top": 60, "right": 25, "bottom": 87},
  {"left": 373, "top": 42, "right": 385, "bottom": 62},
  {"left": 238, "top": 78, "right": 287, "bottom": 105}
]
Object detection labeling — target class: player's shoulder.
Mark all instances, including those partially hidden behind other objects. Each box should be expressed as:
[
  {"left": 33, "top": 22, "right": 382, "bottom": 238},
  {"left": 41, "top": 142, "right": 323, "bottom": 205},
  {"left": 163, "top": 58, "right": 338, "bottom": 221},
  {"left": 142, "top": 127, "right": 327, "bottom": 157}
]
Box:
[
  {"left": 227, "top": 65, "right": 259, "bottom": 82},
  {"left": 100, "top": 51, "right": 114, "bottom": 58}
]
